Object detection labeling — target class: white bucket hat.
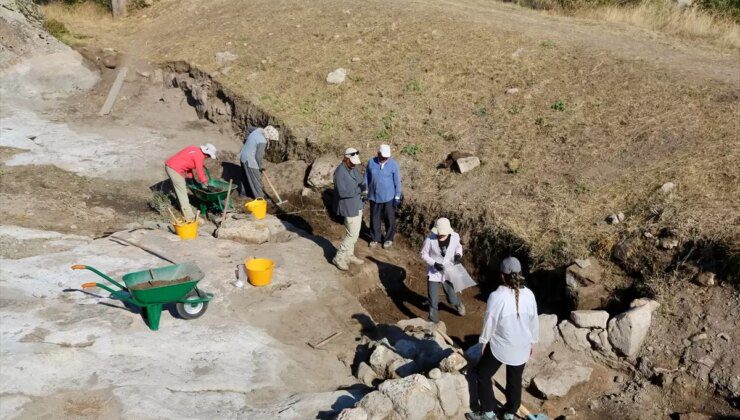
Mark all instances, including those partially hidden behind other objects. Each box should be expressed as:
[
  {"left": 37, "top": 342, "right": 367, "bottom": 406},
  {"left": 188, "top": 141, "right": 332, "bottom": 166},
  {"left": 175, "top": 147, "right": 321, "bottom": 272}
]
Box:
[
  {"left": 263, "top": 125, "right": 279, "bottom": 141},
  {"left": 379, "top": 144, "right": 391, "bottom": 158},
  {"left": 432, "top": 218, "right": 453, "bottom": 236},
  {"left": 200, "top": 143, "right": 217, "bottom": 159},
  {"left": 344, "top": 147, "right": 361, "bottom": 165}
]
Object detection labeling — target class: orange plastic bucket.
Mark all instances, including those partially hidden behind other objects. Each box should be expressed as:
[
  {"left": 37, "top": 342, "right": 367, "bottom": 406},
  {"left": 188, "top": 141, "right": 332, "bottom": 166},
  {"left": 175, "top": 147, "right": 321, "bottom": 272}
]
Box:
[
  {"left": 245, "top": 258, "right": 274, "bottom": 287},
  {"left": 245, "top": 198, "right": 267, "bottom": 220},
  {"left": 173, "top": 221, "right": 198, "bottom": 240}
]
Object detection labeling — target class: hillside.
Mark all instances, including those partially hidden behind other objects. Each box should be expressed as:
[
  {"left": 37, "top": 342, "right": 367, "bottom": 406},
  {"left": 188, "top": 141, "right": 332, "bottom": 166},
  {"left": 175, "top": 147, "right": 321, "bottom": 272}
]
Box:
[{"left": 45, "top": 0, "right": 740, "bottom": 271}]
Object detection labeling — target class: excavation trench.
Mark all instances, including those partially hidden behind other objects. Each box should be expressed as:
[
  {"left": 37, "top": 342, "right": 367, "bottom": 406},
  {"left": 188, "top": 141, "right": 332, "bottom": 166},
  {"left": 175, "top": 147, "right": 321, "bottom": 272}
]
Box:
[{"left": 162, "top": 62, "right": 590, "bottom": 345}]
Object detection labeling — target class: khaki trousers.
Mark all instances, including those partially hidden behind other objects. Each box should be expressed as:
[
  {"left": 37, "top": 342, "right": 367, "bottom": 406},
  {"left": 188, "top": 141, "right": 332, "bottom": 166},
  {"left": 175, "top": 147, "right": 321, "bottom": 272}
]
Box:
[
  {"left": 165, "top": 165, "right": 196, "bottom": 220},
  {"left": 335, "top": 210, "right": 363, "bottom": 262}
]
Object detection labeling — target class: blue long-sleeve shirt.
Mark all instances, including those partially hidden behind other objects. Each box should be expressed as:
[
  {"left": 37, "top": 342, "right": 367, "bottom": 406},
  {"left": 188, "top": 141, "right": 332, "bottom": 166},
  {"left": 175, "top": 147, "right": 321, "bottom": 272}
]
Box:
[{"left": 364, "top": 157, "right": 402, "bottom": 203}]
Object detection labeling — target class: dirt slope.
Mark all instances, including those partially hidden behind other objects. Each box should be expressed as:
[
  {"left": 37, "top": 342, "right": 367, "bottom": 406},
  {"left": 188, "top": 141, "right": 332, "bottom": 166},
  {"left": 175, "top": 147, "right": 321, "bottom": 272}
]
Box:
[{"left": 47, "top": 0, "right": 739, "bottom": 267}]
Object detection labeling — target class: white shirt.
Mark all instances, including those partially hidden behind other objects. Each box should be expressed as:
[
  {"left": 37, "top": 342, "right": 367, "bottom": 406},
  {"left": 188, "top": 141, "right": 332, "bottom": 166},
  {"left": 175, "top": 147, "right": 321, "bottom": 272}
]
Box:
[{"left": 479, "top": 285, "right": 539, "bottom": 366}]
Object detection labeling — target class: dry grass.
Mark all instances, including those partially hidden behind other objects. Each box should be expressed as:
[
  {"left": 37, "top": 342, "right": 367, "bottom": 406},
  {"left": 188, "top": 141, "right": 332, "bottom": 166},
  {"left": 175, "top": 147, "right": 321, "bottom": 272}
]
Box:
[
  {"left": 46, "top": 0, "right": 740, "bottom": 266},
  {"left": 580, "top": 0, "right": 740, "bottom": 49}
]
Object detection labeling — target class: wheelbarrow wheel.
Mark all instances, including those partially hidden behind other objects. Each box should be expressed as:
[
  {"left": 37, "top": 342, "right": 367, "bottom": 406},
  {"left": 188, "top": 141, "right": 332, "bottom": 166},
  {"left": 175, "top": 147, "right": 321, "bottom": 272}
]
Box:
[{"left": 176, "top": 290, "right": 208, "bottom": 320}]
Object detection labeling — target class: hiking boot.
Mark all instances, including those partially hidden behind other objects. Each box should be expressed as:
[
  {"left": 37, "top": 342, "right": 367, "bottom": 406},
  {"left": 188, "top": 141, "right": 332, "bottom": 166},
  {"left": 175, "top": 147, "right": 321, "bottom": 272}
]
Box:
[
  {"left": 383, "top": 241, "right": 393, "bottom": 249},
  {"left": 369, "top": 241, "right": 379, "bottom": 248},
  {"left": 456, "top": 303, "right": 466, "bottom": 316},
  {"left": 332, "top": 256, "right": 349, "bottom": 271},
  {"left": 465, "top": 412, "right": 496, "bottom": 420},
  {"left": 347, "top": 255, "right": 365, "bottom": 265}
]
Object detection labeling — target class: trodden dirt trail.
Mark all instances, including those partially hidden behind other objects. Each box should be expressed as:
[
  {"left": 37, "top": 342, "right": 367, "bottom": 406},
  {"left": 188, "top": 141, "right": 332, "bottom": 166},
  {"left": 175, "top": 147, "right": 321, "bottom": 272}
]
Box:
[{"left": 426, "top": 0, "right": 738, "bottom": 83}]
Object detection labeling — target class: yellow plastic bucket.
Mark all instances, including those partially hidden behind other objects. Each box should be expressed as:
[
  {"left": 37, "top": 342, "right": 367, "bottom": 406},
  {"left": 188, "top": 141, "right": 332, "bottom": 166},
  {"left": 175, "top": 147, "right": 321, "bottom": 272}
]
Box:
[
  {"left": 173, "top": 221, "right": 198, "bottom": 240},
  {"left": 245, "top": 198, "right": 267, "bottom": 220},
  {"left": 245, "top": 258, "right": 274, "bottom": 287}
]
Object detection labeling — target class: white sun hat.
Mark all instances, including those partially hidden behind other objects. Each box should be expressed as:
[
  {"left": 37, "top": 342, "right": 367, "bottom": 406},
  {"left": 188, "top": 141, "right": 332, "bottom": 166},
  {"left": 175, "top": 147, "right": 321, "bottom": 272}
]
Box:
[
  {"left": 200, "top": 143, "right": 217, "bottom": 159},
  {"left": 431, "top": 217, "right": 453, "bottom": 236},
  {"left": 345, "top": 147, "right": 361, "bottom": 165}
]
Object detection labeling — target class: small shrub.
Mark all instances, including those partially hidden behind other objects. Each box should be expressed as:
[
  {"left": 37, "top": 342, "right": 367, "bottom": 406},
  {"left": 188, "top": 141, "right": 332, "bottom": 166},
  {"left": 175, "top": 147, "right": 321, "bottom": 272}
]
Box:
[
  {"left": 401, "top": 144, "right": 422, "bottom": 157},
  {"left": 541, "top": 40, "right": 557, "bottom": 48},
  {"left": 381, "top": 110, "right": 396, "bottom": 130},
  {"left": 551, "top": 100, "right": 566, "bottom": 111},
  {"left": 405, "top": 80, "right": 422, "bottom": 93},
  {"left": 148, "top": 191, "right": 172, "bottom": 214},
  {"left": 509, "top": 105, "right": 523, "bottom": 115},
  {"left": 43, "top": 18, "right": 69, "bottom": 38},
  {"left": 535, "top": 117, "right": 546, "bottom": 126},
  {"left": 375, "top": 129, "right": 391, "bottom": 140},
  {"left": 474, "top": 106, "right": 487, "bottom": 117}
]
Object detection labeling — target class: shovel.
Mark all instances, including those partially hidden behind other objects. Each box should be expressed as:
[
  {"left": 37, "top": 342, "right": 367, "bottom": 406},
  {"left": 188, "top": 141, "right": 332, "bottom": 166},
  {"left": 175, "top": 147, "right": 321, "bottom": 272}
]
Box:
[{"left": 263, "top": 170, "right": 288, "bottom": 207}]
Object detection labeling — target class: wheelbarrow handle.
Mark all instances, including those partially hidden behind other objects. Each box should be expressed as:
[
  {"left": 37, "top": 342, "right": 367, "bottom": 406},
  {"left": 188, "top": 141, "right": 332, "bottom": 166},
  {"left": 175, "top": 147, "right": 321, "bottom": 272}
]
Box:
[{"left": 71, "top": 264, "right": 127, "bottom": 291}]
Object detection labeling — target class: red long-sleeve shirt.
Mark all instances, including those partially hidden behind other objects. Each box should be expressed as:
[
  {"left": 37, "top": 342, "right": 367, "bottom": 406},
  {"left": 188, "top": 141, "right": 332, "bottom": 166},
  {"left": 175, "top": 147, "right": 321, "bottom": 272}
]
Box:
[{"left": 165, "top": 146, "right": 208, "bottom": 183}]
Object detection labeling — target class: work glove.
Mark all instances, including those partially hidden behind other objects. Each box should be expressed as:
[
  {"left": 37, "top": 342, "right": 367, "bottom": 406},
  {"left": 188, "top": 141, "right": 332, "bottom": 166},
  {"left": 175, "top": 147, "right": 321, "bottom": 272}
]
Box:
[
  {"left": 259, "top": 167, "right": 264, "bottom": 172},
  {"left": 360, "top": 191, "right": 368, "bottom": 202},
  {"left": 454, "top": 254, "right": 462, "bottom": 264},
  {"left": 393, "top": 197, "right": 401, "bottom": 209},
  {"left": 433, "top": 262, "right": 444, "bottom": 272}
]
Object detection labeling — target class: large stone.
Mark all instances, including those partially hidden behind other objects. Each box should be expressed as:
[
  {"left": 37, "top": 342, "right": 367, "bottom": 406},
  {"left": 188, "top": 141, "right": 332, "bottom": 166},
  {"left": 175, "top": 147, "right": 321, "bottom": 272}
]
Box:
[
  {"left": 337, "top": 407, "right": 368, "bottom": 420},
  {"left": 264, "top": 160, "right": 309, "bottom": 196},
  {"left": 538, "top": 314, "right": 558, "bottom": 348},
  {"left": 215, "top": 214, "right": 297, "bottom": 244},
  {"left": 532, "top": 360, "right": 593, "bottom": 398},
  {"left": 565, "top": 260, "right": 607, "bottom": 310},
  {"left": 358, "top": 391, "right": 394, "bottom": 419},
  {"left": 370, "top": 344, "right": 416, "bottom": 379},
  {"left": 587, "top": 329, "right": 613, "bottom": 354},
  {"left": 570, "top": 310, "right": 609, "bottom": 329},
  {"left": 432, "top": 372, "right": 466, "bottom": 417},
  {"left": 307, "top": 155, "right": 338, "bottom": 188},
  {"left": 607, "top": 303, "right": 656, "bottom": 357},
  {"left": 215, "top": 51, "right": 238, "bottom": 66},
  {"left": 378, "top": 374, "right": 438, "bottom": 420},
  {"left": 558, "top": 320, "right": 590, "bottom": 351},
  {"left": 439, "top": 352, "right": 467, "bottom": 373},
  {"left": 455, "top": 156, "right": 480, "bottom": 173},
  {"left": 326, "top": 68, "right": 347, "bottom": 84},
  {"left": 356, "top": 361, "right": 380, "bottom": 387},
  {"left": 215, "top": 217, "right": 269, "bottom": 244}
]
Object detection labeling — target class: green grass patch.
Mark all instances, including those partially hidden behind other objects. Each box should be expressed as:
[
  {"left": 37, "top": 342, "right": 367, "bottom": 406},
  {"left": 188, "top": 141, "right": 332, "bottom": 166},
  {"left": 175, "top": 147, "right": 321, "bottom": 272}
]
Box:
[
  {"left": 551, "top": 100, "right": 566, "bottom": 111},
  {"left": 401, "top": 144, "right": 422, "bottom": 158}
]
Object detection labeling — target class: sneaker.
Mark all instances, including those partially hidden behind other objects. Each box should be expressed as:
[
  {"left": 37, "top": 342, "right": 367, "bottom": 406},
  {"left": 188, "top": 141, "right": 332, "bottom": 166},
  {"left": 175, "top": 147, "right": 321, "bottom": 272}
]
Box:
[
  {"left": 465, "top": 412, "right": 497, "bottom": 420},
  {"left": 502, "top": 414, "right": 515, "bottom": 420},
  {"left": 456, "top": 303, "right": 466, "bottom": 316},
  {"left": 369, "top": 241, "right": 379, "bottom": 248},
  {"left": 383, "top": 241, "right": 393, "bottom": 249},
  {"left": 347, "top": 255, "right": 365, "bottom": 265},
  {"left": 332, "top": 257, "right": 349, "bottom": 271}
]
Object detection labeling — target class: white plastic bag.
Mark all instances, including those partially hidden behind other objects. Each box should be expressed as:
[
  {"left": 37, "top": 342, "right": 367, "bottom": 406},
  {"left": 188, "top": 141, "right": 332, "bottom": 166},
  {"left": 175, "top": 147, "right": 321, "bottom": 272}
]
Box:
[{"left": 444, "top": 263, "right": 477, "bottom": 293}]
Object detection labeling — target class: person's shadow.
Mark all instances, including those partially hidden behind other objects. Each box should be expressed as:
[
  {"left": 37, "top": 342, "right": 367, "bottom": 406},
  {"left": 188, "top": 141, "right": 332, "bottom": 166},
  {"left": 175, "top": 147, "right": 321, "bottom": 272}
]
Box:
[{"left": 367, "top": 256, "right": 429, "bottom": 319}]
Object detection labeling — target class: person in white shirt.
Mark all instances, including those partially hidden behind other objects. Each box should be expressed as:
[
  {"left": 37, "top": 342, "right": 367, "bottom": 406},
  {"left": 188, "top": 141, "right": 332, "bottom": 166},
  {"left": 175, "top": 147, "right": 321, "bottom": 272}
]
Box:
[
  {"left": 466, "top": 257, "right": 539, "bottom": 420},
  {"left": 420, "top": 217, "right": 466, "bottom": 323}
]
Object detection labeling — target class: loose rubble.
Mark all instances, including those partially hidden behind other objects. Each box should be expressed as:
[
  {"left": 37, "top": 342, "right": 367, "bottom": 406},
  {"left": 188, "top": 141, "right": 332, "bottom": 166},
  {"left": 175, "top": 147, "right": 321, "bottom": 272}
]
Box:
[{"left": 339, "top": 318, "right": 470, "bottom": 419}]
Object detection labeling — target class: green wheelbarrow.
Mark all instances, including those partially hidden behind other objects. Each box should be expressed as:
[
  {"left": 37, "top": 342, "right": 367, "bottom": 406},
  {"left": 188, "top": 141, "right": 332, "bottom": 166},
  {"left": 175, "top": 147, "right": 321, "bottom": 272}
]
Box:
[
  {"left": 72, "top": 262, "right": 214, "bottom": 331},
  {"left": 186, "top": 168, "right": 237, "bottom": 216}
]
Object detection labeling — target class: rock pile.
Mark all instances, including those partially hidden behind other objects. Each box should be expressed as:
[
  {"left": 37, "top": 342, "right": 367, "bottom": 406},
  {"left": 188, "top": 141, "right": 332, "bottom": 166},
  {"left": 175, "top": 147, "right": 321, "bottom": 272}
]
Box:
[{"left": 339, "top": 318, "right": 470, "bottom": 419}]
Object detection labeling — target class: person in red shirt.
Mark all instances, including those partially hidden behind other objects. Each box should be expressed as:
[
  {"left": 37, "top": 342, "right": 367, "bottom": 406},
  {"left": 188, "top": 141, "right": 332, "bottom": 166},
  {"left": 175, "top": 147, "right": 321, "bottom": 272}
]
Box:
[{"left": 164, "top": 144, "right": 217, "bottom": 221}]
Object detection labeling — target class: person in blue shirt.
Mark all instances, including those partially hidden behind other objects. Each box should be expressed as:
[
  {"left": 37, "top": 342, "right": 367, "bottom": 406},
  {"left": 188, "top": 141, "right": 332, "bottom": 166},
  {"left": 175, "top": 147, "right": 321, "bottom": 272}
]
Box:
[
  {"left": 364, "top": 144, "right": 402, "bottom": 249},
  {"left": 239, "top": 125, "right": 279, "bottom": 198}
]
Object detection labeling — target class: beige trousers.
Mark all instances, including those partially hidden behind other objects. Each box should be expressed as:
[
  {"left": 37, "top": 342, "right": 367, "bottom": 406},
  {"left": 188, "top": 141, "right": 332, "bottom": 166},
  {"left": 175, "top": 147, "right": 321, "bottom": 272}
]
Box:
[
  {"left": 165, "top": 165, "right": 196, "bottom": 220},
  {"left": 335, "top": 210, "right": 363, "bottom": 261}
]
